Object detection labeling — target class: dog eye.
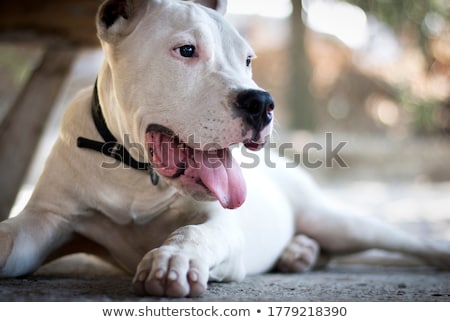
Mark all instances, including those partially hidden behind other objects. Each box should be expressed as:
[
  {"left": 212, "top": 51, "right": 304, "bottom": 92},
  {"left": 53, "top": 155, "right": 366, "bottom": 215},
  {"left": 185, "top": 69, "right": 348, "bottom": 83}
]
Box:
[
  {"left": 177, "top": 45, "right": 196, "bottom": 58},
  {"left": 246, "top": 56, "right": 252, "bottom": 67}
]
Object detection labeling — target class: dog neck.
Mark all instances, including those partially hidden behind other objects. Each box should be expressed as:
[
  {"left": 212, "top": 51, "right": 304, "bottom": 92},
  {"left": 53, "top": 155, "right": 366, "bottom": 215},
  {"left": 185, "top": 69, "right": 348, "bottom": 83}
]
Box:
[{"left": 76, "top": 80, "right": 159, "bottom": 186}]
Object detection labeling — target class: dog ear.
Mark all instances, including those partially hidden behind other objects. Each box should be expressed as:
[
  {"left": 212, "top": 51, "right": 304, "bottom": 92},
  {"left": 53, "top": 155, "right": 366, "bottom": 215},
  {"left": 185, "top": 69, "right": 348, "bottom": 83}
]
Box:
[
  {"left": 96, "top": 0, "right": 151, "bottom": 42},
  {"left": 191, "top": 0, "right": 228, "bottom": 15}
]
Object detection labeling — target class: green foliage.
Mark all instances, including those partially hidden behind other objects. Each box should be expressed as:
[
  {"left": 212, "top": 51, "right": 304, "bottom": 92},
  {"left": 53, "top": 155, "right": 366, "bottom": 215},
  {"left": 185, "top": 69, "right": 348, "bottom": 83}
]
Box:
[
  {"left": 345, "top": 0, "right": 449, "bottom": 32},
  {"left": 345, "top": 0, "right": 449, "bottom": 134},
  {"left": 399, "top": 90, "right": 442, "bottom": 134},
  {"left": 346, "top": 0, "right": 449, "bottom": 61}
]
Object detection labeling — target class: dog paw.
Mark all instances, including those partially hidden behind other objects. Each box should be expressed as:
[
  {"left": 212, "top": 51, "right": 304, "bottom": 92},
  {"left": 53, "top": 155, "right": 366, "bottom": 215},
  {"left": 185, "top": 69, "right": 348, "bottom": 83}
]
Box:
[
  {"left": 277, "top": 234, "right": 320, "bottom": 273},
  {"left": 132, "top": 246, "right": 209, "bottom": 297}
]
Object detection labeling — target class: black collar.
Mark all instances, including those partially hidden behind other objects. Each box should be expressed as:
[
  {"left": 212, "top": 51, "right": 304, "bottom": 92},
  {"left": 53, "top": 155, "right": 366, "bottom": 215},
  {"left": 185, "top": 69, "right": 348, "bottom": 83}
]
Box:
[{"left": 76, "top": 80, "right": 159, "bottom": 185}]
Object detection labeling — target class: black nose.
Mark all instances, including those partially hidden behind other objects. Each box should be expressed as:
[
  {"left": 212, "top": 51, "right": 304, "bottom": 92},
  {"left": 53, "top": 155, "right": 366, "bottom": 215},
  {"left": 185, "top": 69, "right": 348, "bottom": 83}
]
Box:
[{"left": 236, "top": 89, "right": 275, "bottom": 133}]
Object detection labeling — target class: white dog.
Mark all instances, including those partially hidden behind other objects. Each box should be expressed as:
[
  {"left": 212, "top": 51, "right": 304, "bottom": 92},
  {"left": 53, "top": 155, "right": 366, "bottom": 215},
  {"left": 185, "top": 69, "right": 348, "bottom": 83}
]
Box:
[{"left": 1, "top": 0, "right": 449, "bottom": 298}]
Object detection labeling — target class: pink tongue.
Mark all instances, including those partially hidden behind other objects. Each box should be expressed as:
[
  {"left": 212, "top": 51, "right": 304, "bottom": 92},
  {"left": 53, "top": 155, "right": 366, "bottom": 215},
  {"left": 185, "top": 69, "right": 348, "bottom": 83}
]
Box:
[
  {"left": 192, "top": 148, "right": 247, "bottom": 209},
  {"left": 147, "top": 132, "right": 247, "bottom": 209}
]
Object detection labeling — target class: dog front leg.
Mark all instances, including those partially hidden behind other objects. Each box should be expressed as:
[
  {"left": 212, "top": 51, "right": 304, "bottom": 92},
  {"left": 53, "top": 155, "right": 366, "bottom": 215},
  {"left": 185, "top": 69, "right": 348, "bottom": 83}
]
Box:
[
  {"left": 0, "top": 208, "right": 72, "bottom": 277},
  {"left": 133, "top": 217, "right": 245, "bottom": 298}
]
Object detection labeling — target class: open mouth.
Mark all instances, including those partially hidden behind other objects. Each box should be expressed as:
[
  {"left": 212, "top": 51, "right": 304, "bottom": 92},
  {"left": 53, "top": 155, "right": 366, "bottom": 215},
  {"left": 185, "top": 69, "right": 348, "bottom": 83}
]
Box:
[{"left": 145, "top": 124, "right": 265, "bottom": 209}]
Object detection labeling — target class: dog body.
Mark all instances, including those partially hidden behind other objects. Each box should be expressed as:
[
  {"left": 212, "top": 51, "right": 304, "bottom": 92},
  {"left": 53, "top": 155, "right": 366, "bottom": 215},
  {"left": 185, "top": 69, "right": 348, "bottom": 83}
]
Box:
[{"left": 1, "top": 0, "right": 450, "bottom": 297}]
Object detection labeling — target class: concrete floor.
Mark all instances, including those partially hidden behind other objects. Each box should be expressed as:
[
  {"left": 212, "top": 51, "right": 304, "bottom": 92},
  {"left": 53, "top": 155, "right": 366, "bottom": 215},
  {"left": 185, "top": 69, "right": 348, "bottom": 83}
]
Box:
[{"left": 1, "top": 254, "right": 449, "bottom": 301}]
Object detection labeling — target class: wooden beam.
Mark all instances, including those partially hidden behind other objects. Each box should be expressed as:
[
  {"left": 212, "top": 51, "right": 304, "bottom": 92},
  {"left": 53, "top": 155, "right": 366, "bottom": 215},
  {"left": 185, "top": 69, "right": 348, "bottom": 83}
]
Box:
[
  {"left": 0, "top": 0, "right": 102, "bottom": 46},
  {"left": 0, "top": 46, "right": 76, "bottom": 220}
]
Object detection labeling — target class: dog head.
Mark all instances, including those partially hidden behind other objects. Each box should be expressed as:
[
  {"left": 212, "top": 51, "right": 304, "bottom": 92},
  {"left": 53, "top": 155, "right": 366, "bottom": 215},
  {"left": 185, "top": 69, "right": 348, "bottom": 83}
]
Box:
[{"left": 96, "top": 0, "right": 275, "bottom": 209}]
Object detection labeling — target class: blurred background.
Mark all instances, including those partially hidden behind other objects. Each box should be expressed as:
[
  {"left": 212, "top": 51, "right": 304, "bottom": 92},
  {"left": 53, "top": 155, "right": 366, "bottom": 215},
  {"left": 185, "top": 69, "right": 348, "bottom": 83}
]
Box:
[
  {"left": 0, "top": 0, "right": 449, "bottom": 235},
  {"left": 227, "top": 0, "right": 450, "bottom": 183}
]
